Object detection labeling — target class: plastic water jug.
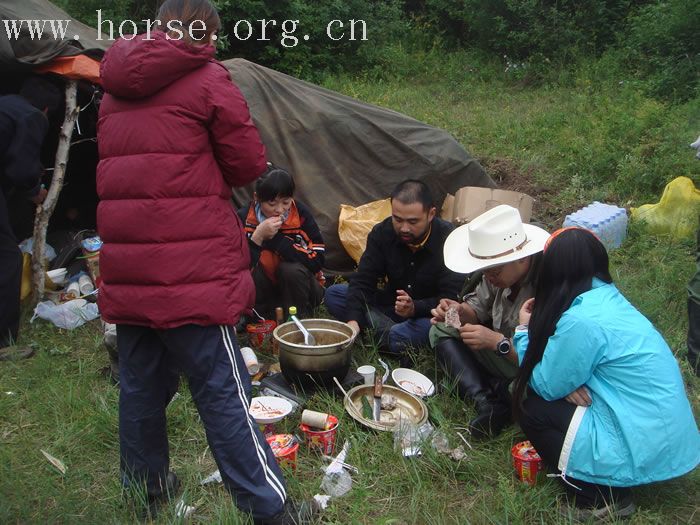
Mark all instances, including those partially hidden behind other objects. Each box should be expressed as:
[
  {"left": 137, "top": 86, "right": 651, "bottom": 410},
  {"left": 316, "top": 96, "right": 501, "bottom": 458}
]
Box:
[{"left": 563, "top": 202, "right": 628, "bottom": 250}]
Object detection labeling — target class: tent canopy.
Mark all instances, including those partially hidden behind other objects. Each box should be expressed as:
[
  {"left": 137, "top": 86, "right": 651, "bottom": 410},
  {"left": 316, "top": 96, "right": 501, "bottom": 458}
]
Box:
[
  {"left": 3, "top": 1, "right": 495, "bottom": 271},
  {"left": 226, "top": 59, "right": 494, "bottom": 270},
  {"left": 0, "top": 0, "right": 106, "bottom": 70}
]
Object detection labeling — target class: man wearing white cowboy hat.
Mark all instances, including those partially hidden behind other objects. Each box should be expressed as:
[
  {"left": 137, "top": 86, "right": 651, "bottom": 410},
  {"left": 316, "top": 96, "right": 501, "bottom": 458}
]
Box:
[{"left": 430, "top": 204, "right": 549, "bottom": 438}]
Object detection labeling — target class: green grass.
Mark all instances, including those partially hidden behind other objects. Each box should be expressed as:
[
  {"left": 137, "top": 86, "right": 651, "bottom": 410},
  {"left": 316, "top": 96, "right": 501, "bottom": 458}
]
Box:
[{"left": 2, "top": 50, "right": 700, "bottom": 523}]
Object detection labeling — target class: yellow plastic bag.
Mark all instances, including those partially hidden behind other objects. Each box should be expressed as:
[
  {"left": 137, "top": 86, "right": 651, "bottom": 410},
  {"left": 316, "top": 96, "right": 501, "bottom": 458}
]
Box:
[
  {"left": 20, "top": 253, "right": 59, "bottom": 301},
  {"left": 338, "top": 198, "right": 392, "bottom": 263},
  {"left": 631, "top": 177, "right": 700, "bottom": 239}
]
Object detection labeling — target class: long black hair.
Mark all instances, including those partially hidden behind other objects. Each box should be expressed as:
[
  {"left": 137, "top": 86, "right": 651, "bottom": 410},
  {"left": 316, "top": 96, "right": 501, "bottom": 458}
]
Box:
[{"left": 512, "top": 228, "right": 612, "bottom": 419}]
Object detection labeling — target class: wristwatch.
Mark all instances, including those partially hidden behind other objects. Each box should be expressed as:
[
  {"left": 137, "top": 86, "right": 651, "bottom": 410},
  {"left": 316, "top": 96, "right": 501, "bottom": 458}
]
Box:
[{"left": 496, "top": 337, "right": 512, "bottom": 356}]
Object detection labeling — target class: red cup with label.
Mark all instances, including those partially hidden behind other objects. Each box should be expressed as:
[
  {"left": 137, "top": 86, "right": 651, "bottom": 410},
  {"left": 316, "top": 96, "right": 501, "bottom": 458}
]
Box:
[
  {"left": 266, "top": 434, "right": 299, "bottom": 471},
  {"left": 246, "top": 320, "right": 277, "bottom": 351},
  {"left": 511, "top": 440, "right": 544, "bottom": 486},
  {"left": 300, "top": 414, "right": 339, "bottom": 455}
]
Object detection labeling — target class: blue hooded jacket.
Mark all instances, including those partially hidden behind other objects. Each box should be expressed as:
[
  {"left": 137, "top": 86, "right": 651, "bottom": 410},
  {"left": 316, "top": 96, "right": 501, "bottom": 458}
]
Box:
[{"left": 514, "top": 279, "right": 700, "bottom": 486}]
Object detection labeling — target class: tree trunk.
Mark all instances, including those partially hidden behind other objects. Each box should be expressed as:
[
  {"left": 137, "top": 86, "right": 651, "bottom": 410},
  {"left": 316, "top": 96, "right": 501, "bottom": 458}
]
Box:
[{"left": 31, "top": 80, "right": 79, "bottom": 306}]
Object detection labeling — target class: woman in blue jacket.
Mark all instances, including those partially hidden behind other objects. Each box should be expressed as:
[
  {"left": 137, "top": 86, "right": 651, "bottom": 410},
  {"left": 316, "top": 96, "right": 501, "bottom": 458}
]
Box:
[{"left": 512, "top": 227, "right": 699, "bottom": 520}]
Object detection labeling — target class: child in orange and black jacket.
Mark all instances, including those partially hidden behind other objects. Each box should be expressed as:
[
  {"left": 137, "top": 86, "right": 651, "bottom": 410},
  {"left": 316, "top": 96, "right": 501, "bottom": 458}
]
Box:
[{"left": 238, "top": 166, "right": 325, "bottom": 319}]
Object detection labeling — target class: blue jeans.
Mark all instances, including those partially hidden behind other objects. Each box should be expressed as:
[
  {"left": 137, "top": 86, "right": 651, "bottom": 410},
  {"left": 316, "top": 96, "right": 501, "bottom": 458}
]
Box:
[{"left": 325, "top": 284, "right": 432, "bottom": 354}]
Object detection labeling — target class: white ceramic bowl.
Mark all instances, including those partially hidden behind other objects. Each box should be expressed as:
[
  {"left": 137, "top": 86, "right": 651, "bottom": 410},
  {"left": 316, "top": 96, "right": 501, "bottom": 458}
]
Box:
[
  {"left": 391, "top": 368, "right": 435, "bottom": 397},
  {"left": 249, "top": 396, "right": 293, "bottom": 424}
]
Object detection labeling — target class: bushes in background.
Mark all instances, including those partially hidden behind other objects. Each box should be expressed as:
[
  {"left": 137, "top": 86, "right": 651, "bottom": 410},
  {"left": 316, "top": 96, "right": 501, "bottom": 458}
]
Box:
[
  {"left": 621, "top": 0, "right": 699, "bottom": 101},
  {"left": 55, "top": 0, "right": 699, "bottom": 101}
]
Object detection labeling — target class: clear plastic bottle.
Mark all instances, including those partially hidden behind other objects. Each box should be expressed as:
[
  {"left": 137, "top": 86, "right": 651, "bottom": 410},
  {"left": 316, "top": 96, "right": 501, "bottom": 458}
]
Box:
[{"left": 320, "top": 469, "right": 353, "bottom": 497}]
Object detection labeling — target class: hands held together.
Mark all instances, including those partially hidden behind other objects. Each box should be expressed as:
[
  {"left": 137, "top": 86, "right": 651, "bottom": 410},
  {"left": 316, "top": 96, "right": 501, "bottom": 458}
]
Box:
[{"left": 395, "top": 289, "right": 415, "bottom": 318}]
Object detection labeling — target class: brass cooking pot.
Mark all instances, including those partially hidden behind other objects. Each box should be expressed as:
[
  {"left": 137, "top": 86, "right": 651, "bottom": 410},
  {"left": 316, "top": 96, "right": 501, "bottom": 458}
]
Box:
[{"left": 273, "top": 319, "right": 356, "bottom": 388}]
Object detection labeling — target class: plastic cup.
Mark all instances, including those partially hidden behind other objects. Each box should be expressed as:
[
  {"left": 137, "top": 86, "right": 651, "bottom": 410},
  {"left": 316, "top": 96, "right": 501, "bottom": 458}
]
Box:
[
  {"left": 65, "top": 280, "right": 80, "bottom": 300},
  {"left": 357, "top": 365, "right": 376, "bottom": 385},
  {"left": 239, "top": 346, "right": 260, "bottom": 375},
  {"left": 78, "top": 274, "right": 94, "bottom": 294}
]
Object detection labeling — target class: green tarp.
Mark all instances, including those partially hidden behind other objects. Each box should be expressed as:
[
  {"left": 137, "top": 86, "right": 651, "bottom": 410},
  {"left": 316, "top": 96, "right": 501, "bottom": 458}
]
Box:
[
  {"left": 0, "top": 0, "right": 106, "bottom": 70},
  {"left": 226, "top": 59, "right": 494, "bottom": 269}
]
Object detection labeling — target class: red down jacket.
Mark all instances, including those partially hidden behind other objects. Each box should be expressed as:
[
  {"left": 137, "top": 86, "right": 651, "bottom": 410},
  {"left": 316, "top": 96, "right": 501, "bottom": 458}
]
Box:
[{"left": 96, "top": 32, "right": 266, "bottom": 328}]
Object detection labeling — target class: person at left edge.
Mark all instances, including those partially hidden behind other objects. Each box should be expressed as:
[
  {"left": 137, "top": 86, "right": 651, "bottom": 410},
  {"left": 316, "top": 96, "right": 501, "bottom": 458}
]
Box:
[{"left": 0, "top": 76, "right": 58, "bottom": 361}]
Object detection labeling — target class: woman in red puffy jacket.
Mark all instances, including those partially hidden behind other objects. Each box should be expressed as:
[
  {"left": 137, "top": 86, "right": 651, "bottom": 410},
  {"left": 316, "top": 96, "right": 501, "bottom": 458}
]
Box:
[{"left": 97, "top": 1, "right": 294, "bottom": 522}]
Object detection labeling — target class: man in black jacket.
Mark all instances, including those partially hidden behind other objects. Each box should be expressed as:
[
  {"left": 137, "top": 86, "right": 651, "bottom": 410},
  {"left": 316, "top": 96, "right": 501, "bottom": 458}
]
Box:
[
  {"left": 326, "top": 180, "right": 463, "bottom": 357},
  {"left": 0, "top": 76, "right": 60, "bottom": 359}
]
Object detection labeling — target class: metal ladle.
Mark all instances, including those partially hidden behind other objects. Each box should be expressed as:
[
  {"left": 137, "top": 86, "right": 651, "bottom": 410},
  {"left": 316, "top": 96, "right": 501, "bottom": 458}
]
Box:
[{"left": 290, "top": 315, "right": 316, "bottom": 346}]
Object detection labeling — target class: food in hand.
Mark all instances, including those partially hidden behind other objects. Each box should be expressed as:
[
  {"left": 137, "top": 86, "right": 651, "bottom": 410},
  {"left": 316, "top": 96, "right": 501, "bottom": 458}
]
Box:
[{"left": 445, "top": 306, "right": 461, "bottom": 329}]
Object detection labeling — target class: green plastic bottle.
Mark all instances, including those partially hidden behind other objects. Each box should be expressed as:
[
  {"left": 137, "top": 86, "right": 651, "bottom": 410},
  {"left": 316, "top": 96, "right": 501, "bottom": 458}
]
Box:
[{"left": 287, "top": 306, "right": 297, "bottom": 321}]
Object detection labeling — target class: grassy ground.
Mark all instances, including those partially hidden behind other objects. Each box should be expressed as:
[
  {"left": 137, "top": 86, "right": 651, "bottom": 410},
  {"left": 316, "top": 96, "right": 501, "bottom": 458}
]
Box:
[{"left": 2, "top": 53, "right": 699, "bottom": 523}]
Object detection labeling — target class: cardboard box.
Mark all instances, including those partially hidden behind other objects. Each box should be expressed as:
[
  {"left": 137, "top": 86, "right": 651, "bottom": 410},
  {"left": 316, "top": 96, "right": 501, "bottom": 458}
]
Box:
[{"left": 441, "top": 186, "right": 534, "bottom": 225}]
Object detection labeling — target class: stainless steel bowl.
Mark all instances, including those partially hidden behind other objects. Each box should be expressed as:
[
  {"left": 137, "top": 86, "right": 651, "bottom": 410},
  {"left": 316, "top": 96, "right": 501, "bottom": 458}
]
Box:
[
  {"left": 273, "top": 319, "right": 356, "bottom": 388},
  {"left": 343, "top": 384, "right": 429, "bottom": 432}
]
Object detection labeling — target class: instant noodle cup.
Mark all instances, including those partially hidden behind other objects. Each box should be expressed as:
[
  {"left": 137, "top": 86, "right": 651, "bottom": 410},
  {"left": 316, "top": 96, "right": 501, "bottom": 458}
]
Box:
[
  {"left": 511, "top": 440, "right": 544, "bottom": 486},
  {"left": 246, "top": 320, "right": 277, "bottom": 351},
  {"left": 300, "top": 414, "right": 339, "bottom": 455},
  {"left": 266, "top": 434, "right": 299, "bottom": 471}
]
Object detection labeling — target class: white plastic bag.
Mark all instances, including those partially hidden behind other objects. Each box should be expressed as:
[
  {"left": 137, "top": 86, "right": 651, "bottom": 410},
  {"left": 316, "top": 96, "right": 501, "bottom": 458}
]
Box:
[
  {"left": 31, "top": 299, "right": 99, "bottom": 329},
  {"left": 19, "top": 238, "right": 56, "bottom": 262}
]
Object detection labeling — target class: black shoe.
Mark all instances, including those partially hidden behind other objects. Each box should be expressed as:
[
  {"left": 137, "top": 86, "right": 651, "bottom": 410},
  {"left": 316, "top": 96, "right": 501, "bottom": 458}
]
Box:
[
  {"left": 138, "top": 471, "right": 180, "bottom": 521},
  {"left": 560, "top": 495, "right": 636, "bottom": 522},
  {"left": 0, "top": 345, "right": 35, "bottom": 361},
  {"left": 254, "top": 498, "right": 318, "bottom": 525},
  {"left": 468, "top": 396, "right": 511, "bottom": 439},
  {"left": 436, "top": 338, "right": 512, "bottom": 438}
]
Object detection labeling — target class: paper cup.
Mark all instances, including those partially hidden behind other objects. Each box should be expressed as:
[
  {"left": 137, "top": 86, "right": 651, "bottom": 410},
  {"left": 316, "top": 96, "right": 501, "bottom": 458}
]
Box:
[
  {"left": 301, "top": 409, "right": 330, "bottom": 429},
  {"left": 357, "top": 365, "right": 376, "bottom": 385},
  {"left": 239, "top": 346, "right": 260, "bottom": 375}
]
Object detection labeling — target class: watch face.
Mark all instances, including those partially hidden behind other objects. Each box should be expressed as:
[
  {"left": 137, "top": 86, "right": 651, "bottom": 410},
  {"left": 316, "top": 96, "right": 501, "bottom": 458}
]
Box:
[{"left": 497, "top": 339, "right": 511, "bottom": 355}]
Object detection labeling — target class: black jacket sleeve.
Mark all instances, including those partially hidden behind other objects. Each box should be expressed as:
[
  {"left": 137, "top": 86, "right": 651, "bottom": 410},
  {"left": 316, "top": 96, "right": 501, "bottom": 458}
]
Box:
[
  {"left": 4, "top": 105, "right": 48, "bottom": 197},
  {"left": 345, "top": 223, "right": 386, "bottom": 323}
]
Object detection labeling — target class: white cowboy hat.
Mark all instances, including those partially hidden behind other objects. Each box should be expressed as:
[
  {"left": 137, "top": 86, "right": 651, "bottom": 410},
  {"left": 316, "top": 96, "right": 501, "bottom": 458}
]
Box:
[{"left": 443, "top": 205, "right": 550, "bottom": 274}]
